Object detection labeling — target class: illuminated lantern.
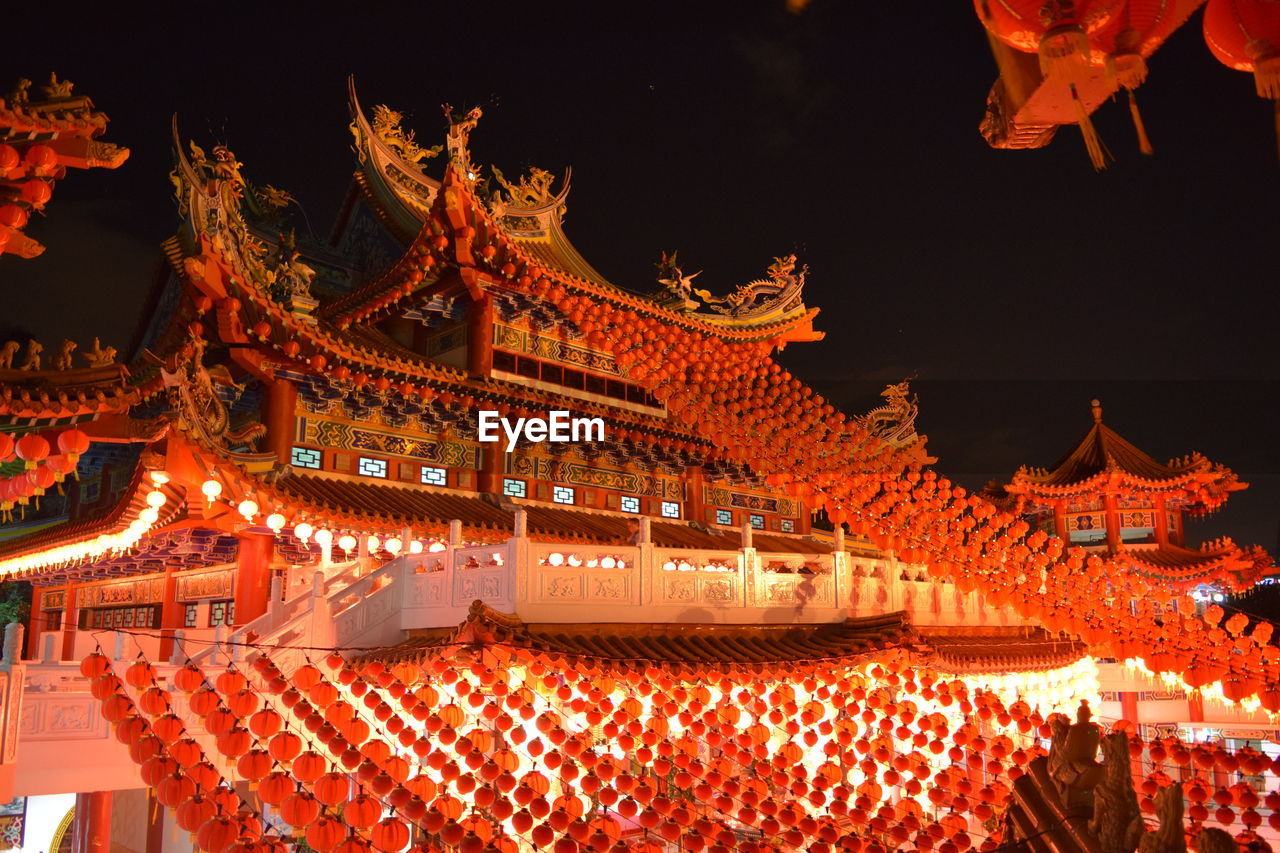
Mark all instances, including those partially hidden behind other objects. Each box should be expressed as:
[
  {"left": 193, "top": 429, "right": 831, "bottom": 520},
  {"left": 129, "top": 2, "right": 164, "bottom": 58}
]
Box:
[
  {"left": 156, "top": 774, "right": 196, "bottom": 808},
  {"left": 196, "top": 817, "right": 241, "bottom": 853},
  {"left": 370, "top": 818, "right": 409, "bottom": 853},
  {"left": 280, "top": 792, "right": 321, "bottom": 828},
  {"left": 314, "top": 772, "right": 349, "bottom": 806},
  {"left": 177, "top": 796, "right": 217, "bottom": 833},
  {"left": 1204, "top": 0, "right": 1280, "bottom": 156},
  {"left": 236, "top": 750, "right": 272, "bottom": 782},
  {"left": 56, "top": 429, "right": 90, "bottom": 465},
  {"left": 125, "top": 659, "right": 156, "bottom": 689},
  {"left": 257, "top": 772, "right": 294, "bottom": 806},
  {"left": 80, "top": 652, "right": 111, "bottom": 679},
  {"left": 25, "top": 145, "right": 57, "bottom": 171},
  {"left": 343, "top": 795, "right": 381, "bottom": 830},
  {"left": 292, "top": 751, "right": 327, "bottom": 783},
  {"left": 306, "top": 818, "right": 347, "bottom": 853},
  {"left": 14, "top": 434, "right": 50, "bottom": 470},
  {"left": 268, "top": 731, "right": 303, "bottom": 763}
]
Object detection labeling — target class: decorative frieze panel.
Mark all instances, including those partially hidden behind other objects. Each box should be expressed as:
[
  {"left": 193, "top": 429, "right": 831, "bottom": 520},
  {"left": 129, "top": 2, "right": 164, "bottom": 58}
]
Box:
[
  {"left": 493, "top": 323, "right": 618, "bottom": 376},
  {"left": 77, "top": 578, "right": 164, "bottom": 609},
  {"left": 749, "top": 573, "right": 834, "bottom": 610},
  {"left": 19, "top": 693, "right": 105, "bottom": 742},
  {"left": 508, "top": 453, "right": 681, "bottom": 500},
  {"left": 704, "top": 486, "right": 801, "bottom": 519},
  {"left": 333, "top": 585, "right": 398, "bottom": 647},
  {"left": 452, "top": 568, "right": 511, "bottom": 608},
  {"left": 299, "top": 416, "right": 477, "bottom": 467},
  {"left": 407, "top": 574, "right": 447, "bottom": 608},
  {"left": 176, "top": 569, "right": 234, "bottom": 602}
]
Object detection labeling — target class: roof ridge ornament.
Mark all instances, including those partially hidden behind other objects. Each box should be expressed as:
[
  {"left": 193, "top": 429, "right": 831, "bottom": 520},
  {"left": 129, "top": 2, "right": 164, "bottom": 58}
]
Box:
[
  {"left": 1091, "top": 398, "right": 1103, "bottom": 423},
  {"left": 442, "top": 103, "right": 483, "bottom": 185}
]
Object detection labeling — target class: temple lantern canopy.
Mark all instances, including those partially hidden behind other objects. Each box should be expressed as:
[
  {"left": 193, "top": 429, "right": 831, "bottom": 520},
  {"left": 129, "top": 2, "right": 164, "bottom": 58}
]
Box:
[
  {"left": 1090, "top": 0, "right": 1187, "bottom": 153},
  {"left": 976, "top": 0, "right": 1124, "bottom": 167}
]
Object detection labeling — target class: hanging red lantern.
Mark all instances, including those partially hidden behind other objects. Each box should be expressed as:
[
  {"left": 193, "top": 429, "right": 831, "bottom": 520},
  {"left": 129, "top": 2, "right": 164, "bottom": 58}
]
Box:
[
  {"left": 14, "top": 434, "right": 49, "bottom": 470},
  {"left": 56, "top": 429, "right": 90, "bottom": 465},
  {"left": 1204, "top": 0, "right": 1280, "bottom": 156}
]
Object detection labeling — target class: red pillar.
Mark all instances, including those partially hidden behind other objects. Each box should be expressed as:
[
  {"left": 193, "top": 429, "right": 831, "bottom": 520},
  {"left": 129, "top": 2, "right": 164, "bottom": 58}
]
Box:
[
  {"left": 60, "top": 582, "right": 79, "bottom": 661},
  {"left": 686, "top": 466, "right": 706, "bottom": 525},
  {"left": 1153, "top": 495, "right": 1169, "bottom": 547},
  {"left": 234, "top": 533, "right": 274, "bottom": 627},
  {"left": 478, "top": 443, "right": 502, "bottom": 495},
  {"left": 466, "top": 295, "right": 495, "bottom": 379},
  {"left": 263, "top": 377, "right": 297, "bottom": 465},
  {"left": 72, "top": 791, "right": 112, "bottom": 853},
  {"left": 1102, "top": 493, "right": 1122, "bottom": 551},
  {"left": 1052, "top": 500, "right": 1069, "bottom": 542},
  {"left": 23, "top": 586, "right": 41, "bottom": 660},
  {"left": 158, "top": 566, "right": 182, "bottom": 662},
  {"left": 145, "top": 791, "right": 163, "bottom": 853}
]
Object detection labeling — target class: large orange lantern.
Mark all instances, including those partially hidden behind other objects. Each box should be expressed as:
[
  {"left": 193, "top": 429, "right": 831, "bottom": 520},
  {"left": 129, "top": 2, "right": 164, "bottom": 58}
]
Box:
[{"left": 1204, "top": 0, "right": 1280, "bottom": 155}]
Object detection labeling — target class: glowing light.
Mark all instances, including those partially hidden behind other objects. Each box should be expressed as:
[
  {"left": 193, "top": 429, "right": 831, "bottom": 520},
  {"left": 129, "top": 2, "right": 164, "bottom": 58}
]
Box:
[
  {"left": 148, "top": 471, "right": 170, "bottom": 485},
  {"left": 145, "top": 490, "right": 167, "bottom": 508},
  {"left": 294, "top": 522, "right": 314, "bottom": 543},
  {"left": 266, "top": 513, "right": 286, "bottom": 533},
  {"left": 314, "top": 528, "right": 333, "bottom": 548},
  {"left": 237, "top": 500, "right": 258, "bottom": 521},
  {"left": 338, "top": 535, "right": 357, "bottom": 553},
  {"left": 201, "top": 480, "right": 222, "bottom": 503},
  {"left": 139, "top": 507, "right": 160, "bottom": 525},
  {"left": 547, "top": 552, "right": 565, "bottom": 566},
  {"left": 385, "top": 538, "right": 402, "bottom": 556},
  {"left": 366, "top": 535, "right": 381, "bottom": 553},
  {"left": 409, "top": 540, "right": 424, "bottom": 554},
  {"left": 600, "top": 556, "right": 616, "bottom": 569},
  {"left": 567, "top": 554, "right": 583, "bottom": 567},
  {"left": 428, "top": 541, "right": 446, "bottom": 553}
]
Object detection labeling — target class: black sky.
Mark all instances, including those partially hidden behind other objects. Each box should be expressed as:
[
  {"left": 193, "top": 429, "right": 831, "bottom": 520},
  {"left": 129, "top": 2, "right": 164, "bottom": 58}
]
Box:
[{"left": 3, "top": 2, "right": 1277, "bottom": 550}]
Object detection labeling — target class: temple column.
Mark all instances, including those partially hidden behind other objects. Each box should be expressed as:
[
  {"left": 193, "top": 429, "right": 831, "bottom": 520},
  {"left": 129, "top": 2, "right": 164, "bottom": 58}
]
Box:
[
  {"left": 263, "top": 376, "right": 298, "bottom": 465},
  {"left": 467, "top": 295, "right": 495, "bottom": 379},
  {"left": 685, "top": 467, "right": 706, "bottom": 525},
  {"left": 1102, "top": 493, "right": 1122, "bottom": 551},
  {"left": 158, "top": 566, "right": 182, "bottom": 662},
  {"left": 1172, "top": 510, "right": 1185, "bottom": 547},
  {"left": 478, "top": 443, "right": 502, "bottom": 495},
  {"left": 1153, "top": 495, "right": 1169, "bottom": 546},
  {"left": 60, "top": 582, "right": 79, "bottom": 661},
  {"left": 1052, "top": 500, "right": 1068, "bottom": 542},
  {"left": 234, "top": 533, "right": 274, "bottom": 627},
  {"left": 72, "top": 791, "right": 112, "bottom": 853},
  {"left": 145, "top": 791, "right": 163, "bottom": 853}
]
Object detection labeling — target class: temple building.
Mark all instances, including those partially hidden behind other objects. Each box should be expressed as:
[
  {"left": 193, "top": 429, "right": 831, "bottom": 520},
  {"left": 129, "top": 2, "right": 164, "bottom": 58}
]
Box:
[{"left": 0, "top": 73, "right": 1277, "bottom": 853}]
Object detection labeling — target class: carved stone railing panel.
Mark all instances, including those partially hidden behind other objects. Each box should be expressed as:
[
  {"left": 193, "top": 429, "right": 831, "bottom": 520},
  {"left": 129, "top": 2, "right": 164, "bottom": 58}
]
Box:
[
  {"left": 653, "top": 550, "right": 744, "bottom": 609},
  {"left": 528, "top": 544, "right": 641, "bottom": 607}
]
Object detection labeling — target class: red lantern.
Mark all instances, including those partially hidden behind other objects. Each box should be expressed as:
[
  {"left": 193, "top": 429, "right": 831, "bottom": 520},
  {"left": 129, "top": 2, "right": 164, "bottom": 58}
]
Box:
[
  {"left": 196, "top": 817, "right": 241, "bottom": 853},
  {"left": 370, "top": 818, "right": 409, "bottom": 853},
  {"left": 1204, "top": 0, "right": 1280, "bottom": 155},
  {"left": 56, "top": 429, "right": 90, "bottom": 464},
  {"left": 14, "top": 434, "right": 50, "bottom": 470}
]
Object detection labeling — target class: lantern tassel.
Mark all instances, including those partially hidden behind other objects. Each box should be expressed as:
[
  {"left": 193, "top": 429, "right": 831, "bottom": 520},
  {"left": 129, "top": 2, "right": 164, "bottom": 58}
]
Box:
[
  {"left": 1127, "top": 90, "right": 1153, "bottom": 156},
  {"left": 1070, "top": 84, "right": 1111, "bottom": 171}
]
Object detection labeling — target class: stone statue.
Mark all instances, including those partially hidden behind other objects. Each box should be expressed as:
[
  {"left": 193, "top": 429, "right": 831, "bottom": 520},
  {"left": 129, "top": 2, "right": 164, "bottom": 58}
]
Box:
[
  {"left": 83, "top": 337, "right": 117, "bottom": 368},
  {"left": 1136, "top": 783, "right": 1185, "bottom": 853},
  {"left": 0, "top": 341, "right": 19, "bottom": 369},
  {"left": 52, "top": 339, "right": 77, "bottom": 371},
  {"left": 1091, "top": 732, "right": 1145, "bottom": 853},
  {"left": 20, "top": 339, "right": 42, "bottom": 371}
]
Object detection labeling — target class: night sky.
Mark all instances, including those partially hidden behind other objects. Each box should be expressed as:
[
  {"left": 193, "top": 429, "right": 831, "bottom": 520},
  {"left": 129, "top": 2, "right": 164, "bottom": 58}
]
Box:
[{"left": 4, "top": 3, "right": 1277, "bottom": 552}]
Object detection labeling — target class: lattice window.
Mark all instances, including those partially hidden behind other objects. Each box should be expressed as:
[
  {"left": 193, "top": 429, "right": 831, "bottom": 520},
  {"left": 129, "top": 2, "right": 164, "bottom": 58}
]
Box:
[
  {"left": 357, "top": 457, "right": 388, "bottom": 478},
  {"left": 209, "top": 600, "right": 234, "bottom": 627},
  {"left": 553, "top": 486, "right": 575, "bottom": 505},
  {"left": 291, "top": 446, "right": 322, "bottom": 469},
  {"left": 421, "top": 466, "right": 447, "bottom": 486},
  {"left": 661, "top": 501, "right": 680, "bottom": 519},
  {"left": 750, "top": 514, "right": 765, "bottom": 529},
  {"left": 184, "top": 604, "right": 198, "bottom": 628},
  {"left": 716, "top": 509, "right": 733, "bottom": 526},
  {"left": 620, "top": 496, "right": 640, "bottom": 514},
  {"left": 780, "top": 518, "right": 795, "bottom": 533},
  {"left": 503, "top": 478, "right": 527, "bottom": 498}
]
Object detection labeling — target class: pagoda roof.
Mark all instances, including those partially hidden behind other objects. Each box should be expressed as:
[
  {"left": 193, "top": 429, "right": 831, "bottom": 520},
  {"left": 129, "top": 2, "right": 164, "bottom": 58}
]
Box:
[
  {"left": 262, "top": 470, "right": 831, "bottom": 553},
  {"left": 372, "top": 601, "right": 911, "bottom": 669},
  {"left": 0, "top": 363, "right": 136, "bottom": 425},
  {"left": 1002, "top": 400, "right": 1244, "bottom": 509},
  {"left": 916, "top": 626, "right": 1086, "bottom": 674},
  {"left": 1124, "top": 540, "right": 1273, "bottom": 592},
  {"left": 336, "top": 84, "right": 823, "bottom": 344}
]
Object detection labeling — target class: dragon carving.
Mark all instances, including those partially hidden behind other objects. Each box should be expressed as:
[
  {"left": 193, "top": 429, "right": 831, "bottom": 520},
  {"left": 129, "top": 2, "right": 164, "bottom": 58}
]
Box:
[
  {"left": 655, "top": 252, "right": 809, "bottom": 319},
  {"left": 858, "top": 380, "right": 920, "bottom": 445},
  {"left": 443, "top": 104, "right": 483, "bottom": 184},
  {"left": 170, "top": 126, "right": 314, "bottom": 303},
  {"left": 158, "top": 336, "right": 265, "bottom": 451},
  {"left": 371, "top": 105, "right": 442, "bottom": 166}
]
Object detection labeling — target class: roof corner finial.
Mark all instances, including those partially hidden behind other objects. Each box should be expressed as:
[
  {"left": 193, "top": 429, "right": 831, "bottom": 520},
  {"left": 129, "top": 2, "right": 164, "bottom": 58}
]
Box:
[{"left": 1090, "top": 398, "right": 1103, "bottom": 424}]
